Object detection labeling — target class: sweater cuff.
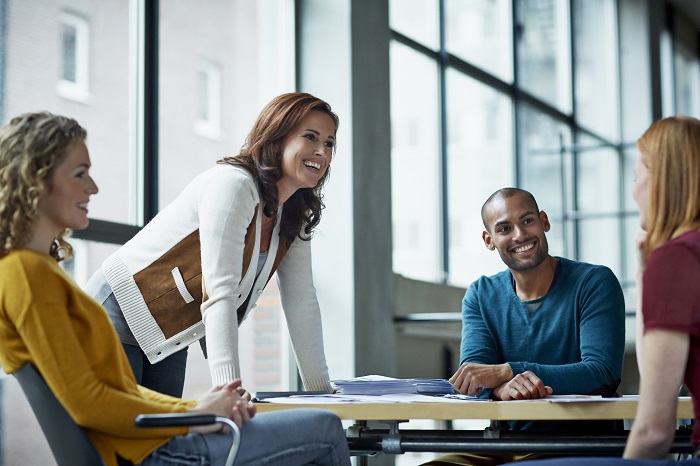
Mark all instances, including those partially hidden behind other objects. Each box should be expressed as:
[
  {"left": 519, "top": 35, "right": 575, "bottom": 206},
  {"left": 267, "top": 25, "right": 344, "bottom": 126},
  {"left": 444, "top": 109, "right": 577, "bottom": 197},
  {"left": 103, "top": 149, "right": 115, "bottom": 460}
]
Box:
[
  {"left": 302, "top": 373, "right": 332, "bottom": 393},
  {"left": 507, "top": 362, "right": 524, "bottom": 376},
  {"left": 211, "top": 365, "right": 240, "bottom": 386}
]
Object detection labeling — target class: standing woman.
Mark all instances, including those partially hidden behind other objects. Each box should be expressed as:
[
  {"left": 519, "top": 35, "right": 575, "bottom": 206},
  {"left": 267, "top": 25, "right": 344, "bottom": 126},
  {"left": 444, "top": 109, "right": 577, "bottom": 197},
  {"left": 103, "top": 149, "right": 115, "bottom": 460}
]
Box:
[
  {"left": 512, "top": 116, "right": 700, "bottom": 465},
  {"left": 86, "top": 92, "right": 338, "bottom": 397},
  {"left": 0, "top": 111, "right": 351, "bottom": 466}
]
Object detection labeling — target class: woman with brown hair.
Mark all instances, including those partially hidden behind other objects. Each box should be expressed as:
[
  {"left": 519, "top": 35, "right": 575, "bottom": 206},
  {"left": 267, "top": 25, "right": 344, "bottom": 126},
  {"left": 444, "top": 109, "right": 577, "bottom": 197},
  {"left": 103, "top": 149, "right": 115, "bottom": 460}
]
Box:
[
  {"left": 0, "top": 111, "right": 350, "bottom": 466},
  {"left": 86, "top": 92, "right": 339, "bottom": 397}
]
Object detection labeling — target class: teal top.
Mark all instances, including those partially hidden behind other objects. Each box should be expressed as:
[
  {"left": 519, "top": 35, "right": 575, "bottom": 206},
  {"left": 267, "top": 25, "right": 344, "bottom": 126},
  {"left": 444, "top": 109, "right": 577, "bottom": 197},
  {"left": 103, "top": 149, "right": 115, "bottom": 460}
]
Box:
[{"left": 461, "top": 257, "right": 626, "bottom": 431}]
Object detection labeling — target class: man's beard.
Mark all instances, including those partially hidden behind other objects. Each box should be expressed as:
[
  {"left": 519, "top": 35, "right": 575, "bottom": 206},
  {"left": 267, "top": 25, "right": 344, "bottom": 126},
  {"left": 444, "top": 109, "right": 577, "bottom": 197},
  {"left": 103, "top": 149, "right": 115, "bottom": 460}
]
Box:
[{"left": 499, "top": 238, "right": 549, "bottom": 272}]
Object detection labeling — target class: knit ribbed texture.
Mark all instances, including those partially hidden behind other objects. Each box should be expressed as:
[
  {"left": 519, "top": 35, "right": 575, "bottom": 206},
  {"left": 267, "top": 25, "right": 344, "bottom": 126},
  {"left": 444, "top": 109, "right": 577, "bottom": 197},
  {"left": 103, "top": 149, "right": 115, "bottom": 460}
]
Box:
[{"left": 99, "top": 165, "right": 331, "bottom": 387}]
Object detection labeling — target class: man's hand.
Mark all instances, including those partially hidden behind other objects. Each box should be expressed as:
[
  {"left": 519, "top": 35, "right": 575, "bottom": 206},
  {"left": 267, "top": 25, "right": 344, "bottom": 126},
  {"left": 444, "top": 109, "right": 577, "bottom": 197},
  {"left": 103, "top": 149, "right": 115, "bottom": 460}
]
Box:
[
  {"left": 189, "top": 380, "right": 256, "bottom": 433},
  {"left": 449, "top": 362, "right": 513, "bottom": 395},
  {"left": 492, "top": 371, "right": 552, "bottom": 400}
]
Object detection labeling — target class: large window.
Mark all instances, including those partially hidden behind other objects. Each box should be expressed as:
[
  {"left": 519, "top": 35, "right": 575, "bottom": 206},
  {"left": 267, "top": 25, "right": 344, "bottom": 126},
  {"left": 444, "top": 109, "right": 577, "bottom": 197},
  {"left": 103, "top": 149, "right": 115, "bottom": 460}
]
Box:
[
  {"left": 390, "top": 3, "right": 699, "bottom": 462},
  {"left": 390, "top": 0, "right": 700, "bottom": 297},
  {"left": 0, "top": 0, "right": 294, "bottom": 463},
  {"left": 516, "top": 0, "right": 572, "bottom": 113},
  {"left": 158, "top": 0, "right": 295, "bottom": 398},
  {"left": 390, "top": 41, "right": 441, "bottom": 282}
]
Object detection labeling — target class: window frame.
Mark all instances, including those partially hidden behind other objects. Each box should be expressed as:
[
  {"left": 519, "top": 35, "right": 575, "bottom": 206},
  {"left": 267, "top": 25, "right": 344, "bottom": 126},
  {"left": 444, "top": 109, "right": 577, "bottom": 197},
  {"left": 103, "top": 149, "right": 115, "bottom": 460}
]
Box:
[
  {"left": 388, "top": 0, "right": 657, "bottom": 295},
  {"left": 72, "top": 0, "right": 158, "bottom": 244},
  {"left": 193, "top": 60, "right": 222, "bottom": 140},
  {"left": 57, "top": 11, "right": 91, "bottom": 103}
]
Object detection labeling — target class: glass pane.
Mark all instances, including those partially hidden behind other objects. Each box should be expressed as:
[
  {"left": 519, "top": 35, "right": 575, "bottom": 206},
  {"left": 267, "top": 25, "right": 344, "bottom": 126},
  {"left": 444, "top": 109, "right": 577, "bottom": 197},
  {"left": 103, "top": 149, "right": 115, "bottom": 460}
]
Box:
[
  {"left": 623, "top": 147, "right": 639, "bottom": 211},
  {"left": 674, "top": 12, "right": 700, "bottom": 119},
  {"left": 619, "top": 0, "right": 652, "bottom": 142},
  {"left": 518, "top": 105, "right": 572, "bottom": 214},
  {"left": 159, "top": 0, "right": 294, "bottom": 206},
  {"left": 61, "top": 24, "right": 77, "bottom": 82},
  {"left": 675, "top": 43, "right": 700, "bottom": 118},
  {"left": 516, "top": 0, "right": 572, "bottom": 113},
  {"left": 3, "top": 1, "right": 135, "bottom": 225},
  {"left": 60, "top": 239, "right": 121, "bottom": 287},
  {"left": 661, "top": 30, "right": 675, "bottom": 117},
  {"left": 196, "top": 69, "right": 209, "bottom": 121},
  {"left": 624, "top": 214, "right": 642, "bottom": 291},
  {"left": 390, "top": 42, "right": 442, "bottom": 282},
  {"left": 445, "top": 0, "right": 513, "bottom": 81},
  {"left": 518, "top": 105, "right": 572, "bottom": 257},
  {"left": 389, "top": 0, "right": 439, "bottom": 50},
  {"left": 445, "top": 70, "right": 514, "bottom": 286},
  {"left": 575, "top": 134, "right": 620, "bottom": 214},
  {"left": 159, "top": 0, "right": 295, "bottom": 394},
  {"left": 546, "top": 218, "right": 566, "bottom": 260},
  {"left": 579, "top": 218, "right": 622, "bottom": 277},
  {"left": 573, "top": 0, "right": 619, "bottom": 141}
]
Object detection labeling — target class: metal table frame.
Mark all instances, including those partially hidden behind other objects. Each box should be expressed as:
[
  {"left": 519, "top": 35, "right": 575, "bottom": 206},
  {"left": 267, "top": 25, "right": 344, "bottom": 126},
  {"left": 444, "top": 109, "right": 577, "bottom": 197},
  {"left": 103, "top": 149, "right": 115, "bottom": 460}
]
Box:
[{"left": 257, "top": 397, "right": 695, "bottom": 464}]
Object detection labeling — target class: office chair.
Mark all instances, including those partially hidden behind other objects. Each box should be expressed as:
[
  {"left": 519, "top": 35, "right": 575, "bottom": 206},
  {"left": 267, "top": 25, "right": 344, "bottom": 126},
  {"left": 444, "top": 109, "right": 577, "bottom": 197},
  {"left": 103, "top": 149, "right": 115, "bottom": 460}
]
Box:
[{"left": 13, "top": 363, "right": 240, "bottom": 466}]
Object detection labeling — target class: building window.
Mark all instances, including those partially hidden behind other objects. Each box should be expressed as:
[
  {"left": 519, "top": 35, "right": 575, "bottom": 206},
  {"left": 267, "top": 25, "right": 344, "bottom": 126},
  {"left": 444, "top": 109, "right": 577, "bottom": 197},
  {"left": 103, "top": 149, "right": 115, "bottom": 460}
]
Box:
[
  {"left": 193, "top": 60, "right": 222, "bottom": 140},
  {"left": 57, "top": 12, "right": 90, "bottom": 103},
  {"left": 390, "top": 0, "right": 698, "bottom": 294}
]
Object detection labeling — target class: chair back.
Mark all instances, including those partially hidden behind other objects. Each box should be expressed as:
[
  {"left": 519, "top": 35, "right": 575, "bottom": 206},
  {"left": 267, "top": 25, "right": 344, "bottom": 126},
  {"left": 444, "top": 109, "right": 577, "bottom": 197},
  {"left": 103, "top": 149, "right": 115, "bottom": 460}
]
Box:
[{"left": 13, "top": 363, "right": 106, "bottom": 466}]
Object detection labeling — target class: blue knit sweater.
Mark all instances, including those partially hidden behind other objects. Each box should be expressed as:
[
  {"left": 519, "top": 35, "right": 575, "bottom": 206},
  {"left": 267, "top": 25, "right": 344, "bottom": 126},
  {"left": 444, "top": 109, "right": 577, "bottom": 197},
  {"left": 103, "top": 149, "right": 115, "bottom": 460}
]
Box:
[{"left": 461, "top": 257, "right": 625, "bottom": 419}]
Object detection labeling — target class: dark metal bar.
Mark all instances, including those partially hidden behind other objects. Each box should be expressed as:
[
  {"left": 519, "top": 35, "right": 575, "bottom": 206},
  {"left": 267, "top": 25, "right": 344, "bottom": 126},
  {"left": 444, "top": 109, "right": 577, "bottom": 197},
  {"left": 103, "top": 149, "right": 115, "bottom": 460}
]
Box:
[
  {"left": 567, "top": 0, "right": 580, "bottom": 260},
  {"left": 143, "top": 0, "right": 159, "bottom": 222},
  {"left": 648, "top": 0, "right": 665, "bottom": 121},
  {"left": 615, "top": 0, "right": 629, "bottom": 285},
  {"left": 512, "top": 0, "right": 521, "bottom": 188},
  {"left": 72, "top": 219, "right": 140, "bottom": 245},
  {"left": 438, "top": 0, "right": 449, "bottom": 281},
  {"left": 0, "top": 0, "right": 7, "bottom": 126},
  {"left": 0, "top": 6, "right": 8, "bottom": 464},
  {"left": 347, "top": 429, "right": 694, "bottom": 455}
]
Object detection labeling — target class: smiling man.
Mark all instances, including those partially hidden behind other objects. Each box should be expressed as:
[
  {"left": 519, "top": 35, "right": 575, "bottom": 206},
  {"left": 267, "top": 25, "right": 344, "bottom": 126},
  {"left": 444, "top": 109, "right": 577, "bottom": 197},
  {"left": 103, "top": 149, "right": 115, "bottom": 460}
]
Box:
[{"left": 423, "top": 188, "right": 625, "bottom": 466}]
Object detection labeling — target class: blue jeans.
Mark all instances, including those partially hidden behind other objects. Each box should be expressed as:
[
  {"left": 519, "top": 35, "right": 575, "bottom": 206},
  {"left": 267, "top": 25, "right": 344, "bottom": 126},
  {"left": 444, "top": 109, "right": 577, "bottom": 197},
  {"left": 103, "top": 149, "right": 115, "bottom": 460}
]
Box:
[
  {"left": 122, "top": 342, "right": 188, "bottom": 398},
  {"left": 86, "top": 269, "right": 190, "bottom": 398},
  {"left": 139, "top": 409, "right": 351, "bottom": 466}
]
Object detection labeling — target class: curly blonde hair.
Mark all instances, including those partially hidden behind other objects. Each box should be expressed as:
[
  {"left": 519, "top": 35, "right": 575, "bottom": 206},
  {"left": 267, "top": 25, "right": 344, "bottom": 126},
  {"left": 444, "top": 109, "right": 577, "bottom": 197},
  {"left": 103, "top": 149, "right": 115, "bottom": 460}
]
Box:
[{"left": 0, "top": 112, "right": 87, "bottom": 261}]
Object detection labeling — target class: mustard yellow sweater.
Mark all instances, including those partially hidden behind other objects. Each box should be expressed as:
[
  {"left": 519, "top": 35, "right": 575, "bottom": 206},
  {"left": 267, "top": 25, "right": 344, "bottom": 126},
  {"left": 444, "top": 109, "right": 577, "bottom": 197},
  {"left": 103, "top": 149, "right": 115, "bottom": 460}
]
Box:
[{"left": 0, "top": 249, "right": 197, "bottom": 466}]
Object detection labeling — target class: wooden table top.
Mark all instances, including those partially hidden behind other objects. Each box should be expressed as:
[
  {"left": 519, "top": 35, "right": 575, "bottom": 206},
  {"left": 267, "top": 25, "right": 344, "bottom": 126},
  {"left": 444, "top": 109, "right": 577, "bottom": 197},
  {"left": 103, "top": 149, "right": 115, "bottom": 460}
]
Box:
[{"left": 256, "top": 396, "right": 694, "bottom": 421}]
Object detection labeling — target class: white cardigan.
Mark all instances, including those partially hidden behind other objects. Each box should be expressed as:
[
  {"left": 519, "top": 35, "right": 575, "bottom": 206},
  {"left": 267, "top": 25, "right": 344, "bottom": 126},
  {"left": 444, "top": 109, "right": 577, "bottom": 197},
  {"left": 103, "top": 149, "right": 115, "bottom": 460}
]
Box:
[{"left": 99, "top": 165, "right": 331, "bottom": 391}]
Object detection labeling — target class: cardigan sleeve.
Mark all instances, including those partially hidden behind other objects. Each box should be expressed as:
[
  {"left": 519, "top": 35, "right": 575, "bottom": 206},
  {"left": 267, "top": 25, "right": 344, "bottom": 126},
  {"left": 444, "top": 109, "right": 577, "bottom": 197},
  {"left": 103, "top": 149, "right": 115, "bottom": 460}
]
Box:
[
  {"left": 276, "top": 237, "right": 332, "bottom": 392},
  {"left": 199, "top": 168, "right": 258, "bottom": 385}
]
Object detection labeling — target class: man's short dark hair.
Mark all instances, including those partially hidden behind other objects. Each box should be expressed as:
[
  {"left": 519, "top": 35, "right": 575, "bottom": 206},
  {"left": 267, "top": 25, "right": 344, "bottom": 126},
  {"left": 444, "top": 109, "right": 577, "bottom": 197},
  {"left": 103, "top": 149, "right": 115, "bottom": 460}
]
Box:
[{"left": 481, "top": 188, "right": 540, "bottom": 230}]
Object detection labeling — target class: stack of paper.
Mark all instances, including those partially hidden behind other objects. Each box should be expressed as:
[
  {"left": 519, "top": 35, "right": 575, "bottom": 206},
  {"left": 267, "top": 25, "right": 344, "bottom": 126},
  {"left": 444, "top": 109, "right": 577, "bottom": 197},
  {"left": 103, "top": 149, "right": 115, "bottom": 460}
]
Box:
[{"left": 332, "top": 375, "right": 454, "bottom": 395}]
